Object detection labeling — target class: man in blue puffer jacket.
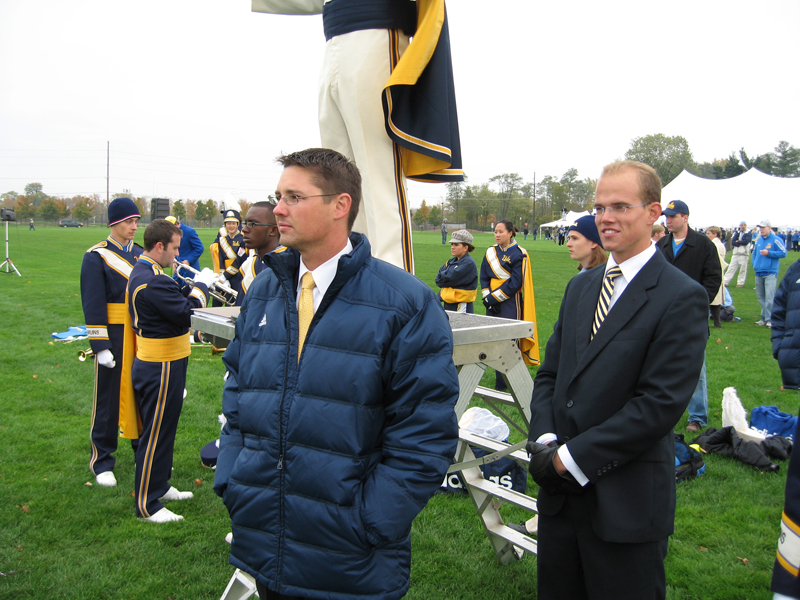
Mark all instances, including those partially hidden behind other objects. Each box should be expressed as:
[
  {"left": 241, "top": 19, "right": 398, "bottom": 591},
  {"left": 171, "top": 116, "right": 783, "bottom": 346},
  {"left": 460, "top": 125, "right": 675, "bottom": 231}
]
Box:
[
  {"left": 772, "top": 258, "right": 800, "bottom": 389},
  {"left": 214, "top": 148, "right": 459, "bottom": 600}
]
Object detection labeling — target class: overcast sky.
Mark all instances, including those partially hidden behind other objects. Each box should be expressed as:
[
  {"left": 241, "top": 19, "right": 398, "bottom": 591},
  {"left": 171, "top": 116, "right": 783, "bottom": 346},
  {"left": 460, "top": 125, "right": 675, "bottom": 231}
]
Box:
[{"left": 1, "top": 0, "right": 797, "bottom": 209}]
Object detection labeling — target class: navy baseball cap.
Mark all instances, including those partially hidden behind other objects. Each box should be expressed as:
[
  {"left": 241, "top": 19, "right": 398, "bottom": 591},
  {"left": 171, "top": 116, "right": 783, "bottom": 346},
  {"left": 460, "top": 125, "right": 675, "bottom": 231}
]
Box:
[
  {"left": 662, "top": 200, "right": 689, "bottom": 216},
  {"left": 568, "top": 215, "right": 603, "bottom": 248}
]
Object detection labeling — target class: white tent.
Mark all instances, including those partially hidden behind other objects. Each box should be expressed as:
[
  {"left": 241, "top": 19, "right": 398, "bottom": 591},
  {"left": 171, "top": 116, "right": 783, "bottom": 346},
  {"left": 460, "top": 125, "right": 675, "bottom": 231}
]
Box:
[
  {"left": 540, "top": 210, "right": 592, "bottom": 229},
  {"left": 660, "top": 169, "right": 800, "bottom": 230}
]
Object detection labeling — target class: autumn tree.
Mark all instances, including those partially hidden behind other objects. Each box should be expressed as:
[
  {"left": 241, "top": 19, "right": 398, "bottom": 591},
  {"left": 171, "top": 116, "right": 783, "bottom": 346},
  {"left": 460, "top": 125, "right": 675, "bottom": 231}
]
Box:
[
  {"left": 15, "top": 196, "right": 37, "bottom": 220},
  {"left": 238, "top": 199, "right": 252, "bottom": 216},
  {"left": 1, "top": 191, "right": 18, "bottom": 209},
  {"left": 24, "top": 183, "right": 46, "bottom": 206},
  {"left": 72, "top": 196, "right": 98, "bottom": 223},
  {"left": 625, "top": 134, "right": 695, "bottom": 186},
  {"left": 428, "top": 205, "right": 443, "bottom": 227},
  {"left": 173, "top": 200, "right": 187, "bottom": 221},
  {"left": 39, "top": 199, "right": 60, "bottom": 223}
]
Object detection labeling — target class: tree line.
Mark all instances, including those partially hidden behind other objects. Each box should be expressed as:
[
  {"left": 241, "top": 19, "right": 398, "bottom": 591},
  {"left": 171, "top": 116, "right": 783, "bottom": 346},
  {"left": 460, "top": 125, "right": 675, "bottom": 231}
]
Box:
[
  {"left": 5, "top": 136, "right": 797, "bottom": 229},
  {"left": 410, "top": 136, "right": 799, "bottom": 231},
  {"left": 0, "top": 184, "right": 254, "bottom": 227}
]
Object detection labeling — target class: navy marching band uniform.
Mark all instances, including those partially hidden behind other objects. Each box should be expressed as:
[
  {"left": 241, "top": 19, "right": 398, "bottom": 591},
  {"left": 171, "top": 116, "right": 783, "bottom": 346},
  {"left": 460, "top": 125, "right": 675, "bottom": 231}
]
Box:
[
  {"left": 481, "top": 240, "right": 525, "bottom": 320},
  {"left": 127, "top": 256, "right": 208, "bottom": 518},
  {"left": 211, "top": 210, "right": 246, "bottom": 301},
  {"left": 234, "top": 246, "right": 286, "bottom": 307},
  {"left": 81, "top": 235, "right": 142, "bottom": 477},
  {"left": 435, "top": 253, "right": 477, "bottom": 313}
]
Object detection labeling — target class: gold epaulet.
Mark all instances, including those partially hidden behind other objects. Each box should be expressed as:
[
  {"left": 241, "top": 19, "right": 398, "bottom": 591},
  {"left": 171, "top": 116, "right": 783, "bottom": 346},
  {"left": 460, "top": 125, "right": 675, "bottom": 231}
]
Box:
[
  {"left": 87, "top": 240, "right": 108, "bottom": 252},
  {"left": 273, "top": 245, "right": 288, "bottom": 254}
]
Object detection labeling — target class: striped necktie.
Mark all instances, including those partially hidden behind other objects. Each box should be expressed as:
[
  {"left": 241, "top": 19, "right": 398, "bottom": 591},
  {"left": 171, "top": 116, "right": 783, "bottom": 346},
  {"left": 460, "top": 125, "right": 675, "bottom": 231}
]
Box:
[
  {"left": 297, "top": 272, "right": 315, "bottom": 361},
  {"left": 592, "top": 266, "right": 622, "bottom": 339}
]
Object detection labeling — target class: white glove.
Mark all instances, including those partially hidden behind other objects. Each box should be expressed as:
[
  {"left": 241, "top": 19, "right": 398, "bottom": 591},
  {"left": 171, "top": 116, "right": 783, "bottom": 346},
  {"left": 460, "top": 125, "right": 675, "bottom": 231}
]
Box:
[
  {"left": 218, "top": 273, "right": 228, "bottom": 285},
  {"left": 193, "top": 268, "right": 217, "bottom": 288},
  {"left": 97, "top": 349, "right": 116, "bottom": 369}
]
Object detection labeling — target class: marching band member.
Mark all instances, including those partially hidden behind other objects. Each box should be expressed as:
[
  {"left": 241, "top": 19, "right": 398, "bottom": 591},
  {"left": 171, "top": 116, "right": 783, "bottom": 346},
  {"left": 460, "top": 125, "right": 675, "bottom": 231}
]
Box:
[
  {"left": 128, "top": 219, "right": 214, "bottom": 523},
  {"left": 435, "top": 229, "right": 477, "bottom": 313},
  {"left": 234, "top": 201, "right": 284, "bottom": 306},
  {"left": 480, "top": 219, "right": 540, "bottom": 391},
  {"left": 80, "top": 197, "right": 142, "bottom": 488},
  {"left": 210, "top": 209, "right": 245, "bottom": 303}
]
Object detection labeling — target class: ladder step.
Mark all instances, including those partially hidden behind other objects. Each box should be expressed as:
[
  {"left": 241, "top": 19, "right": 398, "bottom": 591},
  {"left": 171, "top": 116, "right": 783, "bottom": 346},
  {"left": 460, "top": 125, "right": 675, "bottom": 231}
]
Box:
[
  {"left": 459, "top": 430, "right": 530, "bottom": 465},
  {"left": 488, "top": 524, "right": 538, "bottom": 555},
  {"left": 473, "top": 385, "right": 518, "bottom": 406},
  {"left": 464, "top": 475, "right": 538, "bottom": 513}
]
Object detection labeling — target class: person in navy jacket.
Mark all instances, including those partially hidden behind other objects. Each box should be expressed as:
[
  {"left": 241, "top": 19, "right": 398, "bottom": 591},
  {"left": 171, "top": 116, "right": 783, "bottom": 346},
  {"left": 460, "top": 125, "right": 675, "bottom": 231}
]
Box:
[
  {"left": 80, "top": 197, "right": 142, "bottom": 488},
  {"left": 214, "top": 149, "right": 458, "bottom": 600}
]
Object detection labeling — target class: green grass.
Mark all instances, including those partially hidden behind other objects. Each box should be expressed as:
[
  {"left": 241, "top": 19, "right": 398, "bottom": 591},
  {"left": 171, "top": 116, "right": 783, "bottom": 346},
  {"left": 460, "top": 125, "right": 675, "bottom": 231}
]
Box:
[{"left": 0, "top": 224, "right": 795, "bottom": 599}]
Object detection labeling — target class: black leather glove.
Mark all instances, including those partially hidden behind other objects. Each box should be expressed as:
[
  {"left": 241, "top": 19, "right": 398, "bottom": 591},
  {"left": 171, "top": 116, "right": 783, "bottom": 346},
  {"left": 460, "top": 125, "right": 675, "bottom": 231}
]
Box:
[
  {"left": 483, "top": 296, "right": 501, "bottom": 315},
  {"left": 526, "top": 441, "right": 584, "bottom": 496}
]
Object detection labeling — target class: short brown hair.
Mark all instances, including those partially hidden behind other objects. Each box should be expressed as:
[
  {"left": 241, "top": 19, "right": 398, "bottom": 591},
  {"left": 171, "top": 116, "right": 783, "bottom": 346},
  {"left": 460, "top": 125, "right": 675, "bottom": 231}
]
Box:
[
  {"left": 144, "top": 219, "right": 181, "bottom": 251},
  {"left": 276, "top": 148, "right": 362, "bottom": 231},
  {"left": 582, "top": 245, "right": 608, "bottom": 272},
  {"left": 651, "top": 224, "right": 665, "bottom": 236},
  {"left": 706, "top": 226, "right": 721, "bottom": 238},
  {"left": 601, "top": 160, "right": 662, "bottom": 206}
]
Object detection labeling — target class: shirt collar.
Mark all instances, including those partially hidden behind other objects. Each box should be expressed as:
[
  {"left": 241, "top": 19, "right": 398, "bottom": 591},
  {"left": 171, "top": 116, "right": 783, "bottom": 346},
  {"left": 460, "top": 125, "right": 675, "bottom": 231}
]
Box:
[
  {"left": 604, "top": 242, "right": 656, "bottom": 282},
  {"left": 297, "top": 238, "right": 353, "bottom": 302}
]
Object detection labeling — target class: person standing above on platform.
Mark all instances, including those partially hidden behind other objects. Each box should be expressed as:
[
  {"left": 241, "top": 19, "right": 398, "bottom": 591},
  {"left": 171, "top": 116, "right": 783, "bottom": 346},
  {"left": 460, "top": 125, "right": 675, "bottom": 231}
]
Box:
[
  {"left": 481, "top": 220, "right": 539, "bottom": 391},
  {"left": 128, "top": 219, "right": 214, "bottom": 523},
  {"left": 234, "top": 201, "right": 284, "bottom": 306},
  {"left": 165, "top": 215, "right": 204, "bottom": 273},
  {"left": 436, "top": 229, "right": 477, "bottom": 313},
  {"left": 211, "top": 209, "right": 245, "bottom": 302},
  {"left": 528, "top": 160, "right": 708, "bottom": 600},
  {"left": 724, "top": 221, "right": 751, "bottom": 288},
  {"left": 656, "top": 200, "right": 720, "bottom": 433},
  {"left": 753, "top": 219, "right": 787, "bottom": 328},
  {"left": 214, "top": 148, "right": 458, "bottom": 600},
  {"left": 566, "top": 215, "right": 607, "bottom": 273},
  {"left": 81, "top": 197, "right": 142, "bottom": 488}
]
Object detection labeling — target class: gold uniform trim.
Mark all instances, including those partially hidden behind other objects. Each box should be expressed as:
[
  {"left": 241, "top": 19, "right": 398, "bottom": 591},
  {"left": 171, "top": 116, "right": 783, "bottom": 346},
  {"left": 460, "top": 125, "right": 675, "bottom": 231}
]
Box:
[{"left": 136, "top": 333, "right": 191, "bottom": 362}]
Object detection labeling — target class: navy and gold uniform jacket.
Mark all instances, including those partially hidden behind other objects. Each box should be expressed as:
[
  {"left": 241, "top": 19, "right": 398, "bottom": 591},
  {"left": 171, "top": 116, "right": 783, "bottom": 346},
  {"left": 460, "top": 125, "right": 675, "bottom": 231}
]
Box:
[
  {"left": 128, "top": 256, "right": 208, "bottom": 356},
  {"left": 80, "top": 237, "right": 142, "bottom": 352},
  {"left": 435, "top": 253, "right": 477, "bottom": 312},
  {"left": 234, "top": 246, "right": 287, "bottom": 306},
  {"left": 212, "top": 226, "right": 246, "bottom": 278},
  {"left": 480, "top": 241, "right": 524, "bottom": 307}
]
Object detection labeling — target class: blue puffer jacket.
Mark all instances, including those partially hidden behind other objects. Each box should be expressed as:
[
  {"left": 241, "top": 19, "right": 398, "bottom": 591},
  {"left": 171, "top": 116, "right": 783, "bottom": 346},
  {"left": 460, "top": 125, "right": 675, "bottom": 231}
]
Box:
[
  {"left": 214, "top": 233, "right": 459, "bottom": 600},
  {"left": 772, "top": 259, "right": 800, "bottom": 389}
]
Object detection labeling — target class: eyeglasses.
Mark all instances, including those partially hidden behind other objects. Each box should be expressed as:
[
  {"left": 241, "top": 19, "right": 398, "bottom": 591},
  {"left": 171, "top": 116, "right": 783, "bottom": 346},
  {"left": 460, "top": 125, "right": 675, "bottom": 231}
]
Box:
[
  {"left": 242, "top": 221, "right": 277, "bottom": 229},
  {"left": 271, "top": 192, "right": 342, "bottom": 206},
  {"left": 592, "top": 203, "right": 649, "bottom": 216}
]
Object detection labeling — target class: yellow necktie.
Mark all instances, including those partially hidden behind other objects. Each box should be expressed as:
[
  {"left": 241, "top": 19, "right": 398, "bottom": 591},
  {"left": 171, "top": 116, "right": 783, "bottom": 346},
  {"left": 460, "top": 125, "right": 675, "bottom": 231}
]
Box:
[
  {"left": 298, "top": 272, "right": 315, "bottom": 360},
  {"left": 592, "top": 266, "right": 622, "bottom": 340}
]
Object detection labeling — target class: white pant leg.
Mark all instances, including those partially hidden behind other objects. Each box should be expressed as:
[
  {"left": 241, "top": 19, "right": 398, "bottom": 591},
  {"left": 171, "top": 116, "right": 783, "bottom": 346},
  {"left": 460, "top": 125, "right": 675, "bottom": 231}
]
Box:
[
  {"left": 318, "top": 29, "right": 414, "bottom": 272},
  {"left": 724, "top": 252, "right": 748, "bottom": 287}
]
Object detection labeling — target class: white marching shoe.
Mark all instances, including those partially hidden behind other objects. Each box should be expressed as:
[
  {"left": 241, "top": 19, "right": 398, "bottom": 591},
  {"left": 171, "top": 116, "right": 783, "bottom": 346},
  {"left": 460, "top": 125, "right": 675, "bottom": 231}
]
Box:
[
  {"left": 95, "top": 471, "right": 117, "bottom": 487},
  {"left": 142, "top": 507, "right": 184, "bottom": 523},
  {"left": 160, "top": 486, "right": 194, "bottom": 502}
]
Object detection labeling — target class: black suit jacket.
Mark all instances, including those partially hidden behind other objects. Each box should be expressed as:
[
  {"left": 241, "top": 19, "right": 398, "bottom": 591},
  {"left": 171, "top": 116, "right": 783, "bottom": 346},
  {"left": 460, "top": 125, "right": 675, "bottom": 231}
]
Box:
[
  {"left": 529, "top": 250, "right": 708, "bottom": 543},
  {"left": 656, "top": 226, "right": 722, "bottom": 303}
]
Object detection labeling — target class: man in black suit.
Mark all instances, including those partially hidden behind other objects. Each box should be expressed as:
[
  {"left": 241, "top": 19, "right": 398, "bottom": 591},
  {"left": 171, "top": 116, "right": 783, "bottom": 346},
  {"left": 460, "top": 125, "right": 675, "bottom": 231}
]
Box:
[
  {"left": 527, "top": 161, "right": 709, "bottom": 600},
  {"left": 656, "top": 200, "right": 721, "bottom": 433}
]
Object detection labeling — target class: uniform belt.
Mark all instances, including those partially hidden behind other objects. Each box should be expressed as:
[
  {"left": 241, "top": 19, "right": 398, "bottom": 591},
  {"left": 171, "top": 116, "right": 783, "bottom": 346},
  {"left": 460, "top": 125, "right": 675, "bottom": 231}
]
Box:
[
  {"left": 136, "top": 333, "right": 191, "bottom": 362},
  {"left": 106, "top": 303, "right": 127, "bottom": 324}
]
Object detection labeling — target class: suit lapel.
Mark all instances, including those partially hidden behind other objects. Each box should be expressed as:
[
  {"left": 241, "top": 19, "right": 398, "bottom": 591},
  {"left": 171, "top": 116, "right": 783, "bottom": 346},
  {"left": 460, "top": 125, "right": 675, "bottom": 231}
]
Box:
[
  {"left": 573, "top": 267, "right": 604, "bottom": 357},
  {"left": 570, "top": 252, "right": 666, "bottom": 382}
]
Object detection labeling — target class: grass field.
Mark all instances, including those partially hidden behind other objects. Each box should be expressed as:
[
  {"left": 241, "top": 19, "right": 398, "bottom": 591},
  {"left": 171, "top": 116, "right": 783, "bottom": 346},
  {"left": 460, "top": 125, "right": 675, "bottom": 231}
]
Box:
[{"left": 0, "top": 224, "right": 796, "bottom": 599}]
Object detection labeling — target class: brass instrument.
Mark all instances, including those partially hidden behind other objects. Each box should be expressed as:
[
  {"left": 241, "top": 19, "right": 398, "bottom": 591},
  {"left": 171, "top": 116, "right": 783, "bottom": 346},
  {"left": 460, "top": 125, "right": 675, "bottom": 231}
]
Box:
[
  {"left": 78, "top": 348, "right": 94, "bottom": 362},
  {"left": 173, "top": 261, "right": 238, "bottom": 306}
]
